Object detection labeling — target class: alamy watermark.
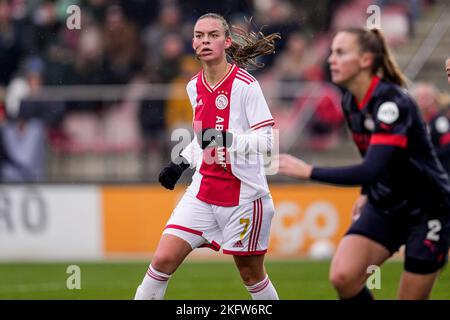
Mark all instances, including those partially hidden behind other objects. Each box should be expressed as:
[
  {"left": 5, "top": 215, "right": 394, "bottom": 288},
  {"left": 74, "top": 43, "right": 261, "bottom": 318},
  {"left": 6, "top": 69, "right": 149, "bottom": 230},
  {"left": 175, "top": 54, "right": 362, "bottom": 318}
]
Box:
[
  {"left": 366, "top": 5, "right": 381, "bottom": 29},
  {"left": 170, "top": 126, "right": 280, "bottom": 175},
  {"left": 66, "top": 5, "right": 81, "bottom": 30},
  {"left": 366, "top": 265, "right": 381, "bottom": 290},
  {"left": 66, "top": 264, "right": 81, "bottom": 290}
]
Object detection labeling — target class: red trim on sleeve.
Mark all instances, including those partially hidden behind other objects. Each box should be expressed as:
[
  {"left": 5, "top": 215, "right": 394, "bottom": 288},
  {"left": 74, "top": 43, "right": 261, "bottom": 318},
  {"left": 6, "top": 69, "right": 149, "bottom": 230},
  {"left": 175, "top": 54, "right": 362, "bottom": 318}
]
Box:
[
  {"left": 236, "top": 70, "right": 256, "bottom": 83},
  {"left": 439, "top": 133, "right": 450, "bottom": 146},
  {"left": 236, "top": 75, "right": 252, "bottom": 85},
  {"left": 250, "top": 119, "right": 275, "bottom": 130},
  {"left": 370, "top": 133, "right": 407, "bottom": 148}
]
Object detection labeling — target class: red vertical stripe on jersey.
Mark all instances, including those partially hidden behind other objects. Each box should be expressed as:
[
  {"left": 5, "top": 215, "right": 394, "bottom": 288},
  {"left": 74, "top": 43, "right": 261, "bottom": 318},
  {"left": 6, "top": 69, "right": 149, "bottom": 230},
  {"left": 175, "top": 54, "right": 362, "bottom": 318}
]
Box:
[
  {"left": 196, "top": 65, "right": 241, "bottom": 207},
  {"left": 357, "top": 76, "right": 380, "bottom": 110}
]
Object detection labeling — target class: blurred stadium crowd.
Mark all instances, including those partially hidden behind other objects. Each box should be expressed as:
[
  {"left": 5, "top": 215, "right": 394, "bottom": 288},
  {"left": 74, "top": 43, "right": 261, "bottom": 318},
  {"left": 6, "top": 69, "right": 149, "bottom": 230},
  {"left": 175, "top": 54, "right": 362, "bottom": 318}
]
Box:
[{"left": 0, "top": 0, "right": 446, "bottom": 182}]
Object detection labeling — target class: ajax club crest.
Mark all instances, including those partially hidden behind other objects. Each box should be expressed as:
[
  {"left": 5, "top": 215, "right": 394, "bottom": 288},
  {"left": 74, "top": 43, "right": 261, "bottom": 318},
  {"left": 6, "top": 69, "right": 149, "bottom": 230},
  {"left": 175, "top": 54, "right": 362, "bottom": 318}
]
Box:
[{"left": 215, "top": 92, "right": 228, "bottom": 110}]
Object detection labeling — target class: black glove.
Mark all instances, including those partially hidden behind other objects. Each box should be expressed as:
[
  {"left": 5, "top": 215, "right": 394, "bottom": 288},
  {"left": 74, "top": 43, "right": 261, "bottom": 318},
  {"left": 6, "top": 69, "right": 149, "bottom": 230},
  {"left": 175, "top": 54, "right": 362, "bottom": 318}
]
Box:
[
  {"left": 158, "top": 156, "right": 190, "bottom": 190},
  {"left": 197, "top": 128, "right": 233, "bottom": 149}
]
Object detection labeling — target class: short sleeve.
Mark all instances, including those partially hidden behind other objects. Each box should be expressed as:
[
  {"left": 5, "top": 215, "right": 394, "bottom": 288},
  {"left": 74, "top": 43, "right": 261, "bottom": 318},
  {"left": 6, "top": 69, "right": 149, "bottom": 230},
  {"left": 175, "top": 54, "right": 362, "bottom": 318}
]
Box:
[
  {"left": 369, "top": 99, "right": 411, "bottom": 148},
  {"left": 245, "top": 81, "right": 275, "bottom": 130},
  {"left": 186, "top": 78, "right": 198, "bottom": 109}
]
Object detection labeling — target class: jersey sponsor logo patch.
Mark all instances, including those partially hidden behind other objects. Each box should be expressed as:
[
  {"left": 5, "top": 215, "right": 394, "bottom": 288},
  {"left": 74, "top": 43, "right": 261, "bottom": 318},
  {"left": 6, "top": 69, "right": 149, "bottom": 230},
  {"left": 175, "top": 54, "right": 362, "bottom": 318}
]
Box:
[
  {"left": 377, "top": 101, "right": 399, "bottom": 124},
  {"left": 215, "top": 94, "right": 228, "bottom": 110},
  {"left": 435, "top": 116, "right": 449, "bottom": 134}
]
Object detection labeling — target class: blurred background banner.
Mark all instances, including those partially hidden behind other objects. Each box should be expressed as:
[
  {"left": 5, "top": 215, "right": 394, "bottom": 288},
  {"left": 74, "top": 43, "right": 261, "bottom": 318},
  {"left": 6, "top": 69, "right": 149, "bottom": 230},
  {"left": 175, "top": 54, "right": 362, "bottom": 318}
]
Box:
[
  {"left": 0, "top": 184, "right": 358, "bottom": 260},
  {"left": 0, "top": 185, "right": 102, "bottom": 260}
]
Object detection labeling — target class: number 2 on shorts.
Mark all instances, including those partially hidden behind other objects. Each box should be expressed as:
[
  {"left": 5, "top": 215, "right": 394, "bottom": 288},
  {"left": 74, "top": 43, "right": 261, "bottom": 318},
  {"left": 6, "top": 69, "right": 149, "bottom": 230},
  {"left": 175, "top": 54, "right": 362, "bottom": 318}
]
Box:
[{"left": 426, "top": 219, "right": 441, "bottom": 241}]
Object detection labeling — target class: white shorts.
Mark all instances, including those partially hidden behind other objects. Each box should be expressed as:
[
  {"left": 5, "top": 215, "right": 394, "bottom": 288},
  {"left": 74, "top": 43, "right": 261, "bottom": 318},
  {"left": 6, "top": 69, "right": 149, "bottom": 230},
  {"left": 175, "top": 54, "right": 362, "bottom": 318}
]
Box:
[{"left": 163, "top": 191, "right": 275, "bottom": 255}]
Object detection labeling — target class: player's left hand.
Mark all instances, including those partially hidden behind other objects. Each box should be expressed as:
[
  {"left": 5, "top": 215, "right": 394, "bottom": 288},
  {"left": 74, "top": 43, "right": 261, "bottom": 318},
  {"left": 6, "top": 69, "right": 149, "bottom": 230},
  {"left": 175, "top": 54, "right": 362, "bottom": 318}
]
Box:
[
  {"left": 197, "top": 128, "right": 233, "bottom": 149},
  {"left": 277, "top": 153, "right": 313, "bottom": 179}
]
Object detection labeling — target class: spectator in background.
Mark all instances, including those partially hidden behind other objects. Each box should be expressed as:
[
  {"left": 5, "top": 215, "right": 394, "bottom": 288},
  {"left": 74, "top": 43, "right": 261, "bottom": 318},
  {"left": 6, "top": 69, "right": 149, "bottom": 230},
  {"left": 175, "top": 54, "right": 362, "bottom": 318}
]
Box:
[
  {"left": 63, "top": 12, "right": 104, "bottom": 116},
  {"left": 0, "top": 101, "right": 22, "bottom": 181},
  {"left": 158, "top": 32, "right": 186, "bottom": 83},
  {"left": 84, "top": 0, "right": 109, "bottom": 23},
  {"left": 27, "top": 0, "right": 62, "bottom": 55},
  {"left": 142, "top": 2, "right": 183, "bottom": 81},
  {"left": 118, "top": 0, "right": 159, "bottom": 29},
  {"left": 0, "top": 0, "right": 25, "bottom": 86},
  {"left": 290, "top": 0, "right": 351, "bottom": 33},
  {"left": 411, "top": 82, "right": 450, "bottom": 175},
  {"left": 3, "top": 56, "right": 63, "bottom": 181},
  {"left": 102, "top": 4, "right": 142, "bottom": 84},
  {"left": 70, "top": 13, "right": 104, "bottom": 85},
  {"left": 253, "top": 0, "right": 302, "bottom": 69},
  {"left": 269, "top": 32, "right": 319, "bottom": 83},
  {"left": 165, "top": 55, "right": 200, "bottom": 131}
]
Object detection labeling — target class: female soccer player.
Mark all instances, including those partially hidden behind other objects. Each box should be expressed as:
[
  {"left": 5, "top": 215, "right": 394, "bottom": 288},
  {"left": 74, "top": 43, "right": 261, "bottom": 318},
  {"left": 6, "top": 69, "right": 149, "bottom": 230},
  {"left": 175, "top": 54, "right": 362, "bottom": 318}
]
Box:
[
  {"left": 412, "top": 83, "right": 450, "bottom": 175},
  {"left": 134, "top": 13, "right": 280, "bottom": 300},
  {"left": 278, "top": 28, "right": 450, "bottom": 300}
]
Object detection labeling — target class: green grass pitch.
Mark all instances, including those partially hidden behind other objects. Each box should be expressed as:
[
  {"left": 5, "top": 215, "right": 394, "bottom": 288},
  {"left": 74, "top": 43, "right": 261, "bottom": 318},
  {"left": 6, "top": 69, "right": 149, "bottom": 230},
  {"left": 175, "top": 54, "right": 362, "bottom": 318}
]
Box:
[{"left": 0, "top": 260, "right": 448, "bottom": 300}]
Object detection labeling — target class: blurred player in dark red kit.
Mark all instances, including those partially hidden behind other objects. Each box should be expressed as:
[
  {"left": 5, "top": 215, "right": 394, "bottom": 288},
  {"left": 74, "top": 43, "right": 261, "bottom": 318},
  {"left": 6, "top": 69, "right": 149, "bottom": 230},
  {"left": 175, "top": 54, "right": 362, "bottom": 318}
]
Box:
[
  {"left": 278, "top": 28, "right": 450, "bottom": 300},
  {"left": 135, "top": 13, "right": 281, "bottom": 300},
  {"left": 412, "top": 82, "right": 450, "bottom": 176}
]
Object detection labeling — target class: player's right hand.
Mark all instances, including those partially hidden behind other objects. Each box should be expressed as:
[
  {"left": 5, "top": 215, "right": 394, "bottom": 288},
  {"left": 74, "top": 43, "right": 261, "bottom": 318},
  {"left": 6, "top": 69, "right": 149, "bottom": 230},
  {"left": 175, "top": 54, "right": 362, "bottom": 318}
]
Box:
[
  {"left": 158, "top": 157, "right": 189, "bottom": 190},
  {"left": 197, "top": 128, "right": 233, "bottom": 149},
  {"left": 276, "top": 153, "right": 313, "bottom": 179}
]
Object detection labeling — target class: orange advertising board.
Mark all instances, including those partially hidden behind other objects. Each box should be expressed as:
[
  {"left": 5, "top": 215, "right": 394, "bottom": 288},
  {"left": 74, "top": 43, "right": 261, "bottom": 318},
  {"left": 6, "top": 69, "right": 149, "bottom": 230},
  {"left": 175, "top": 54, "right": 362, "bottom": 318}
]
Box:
[
  {"left": 102, "top": 186, "right": 185, "bottom": 253},
  {"left": 269, "top": 185, "right": 359, "bottom": 257},
  {"left": 102, "top": 185, "right": 360, "bottom": 257}
]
